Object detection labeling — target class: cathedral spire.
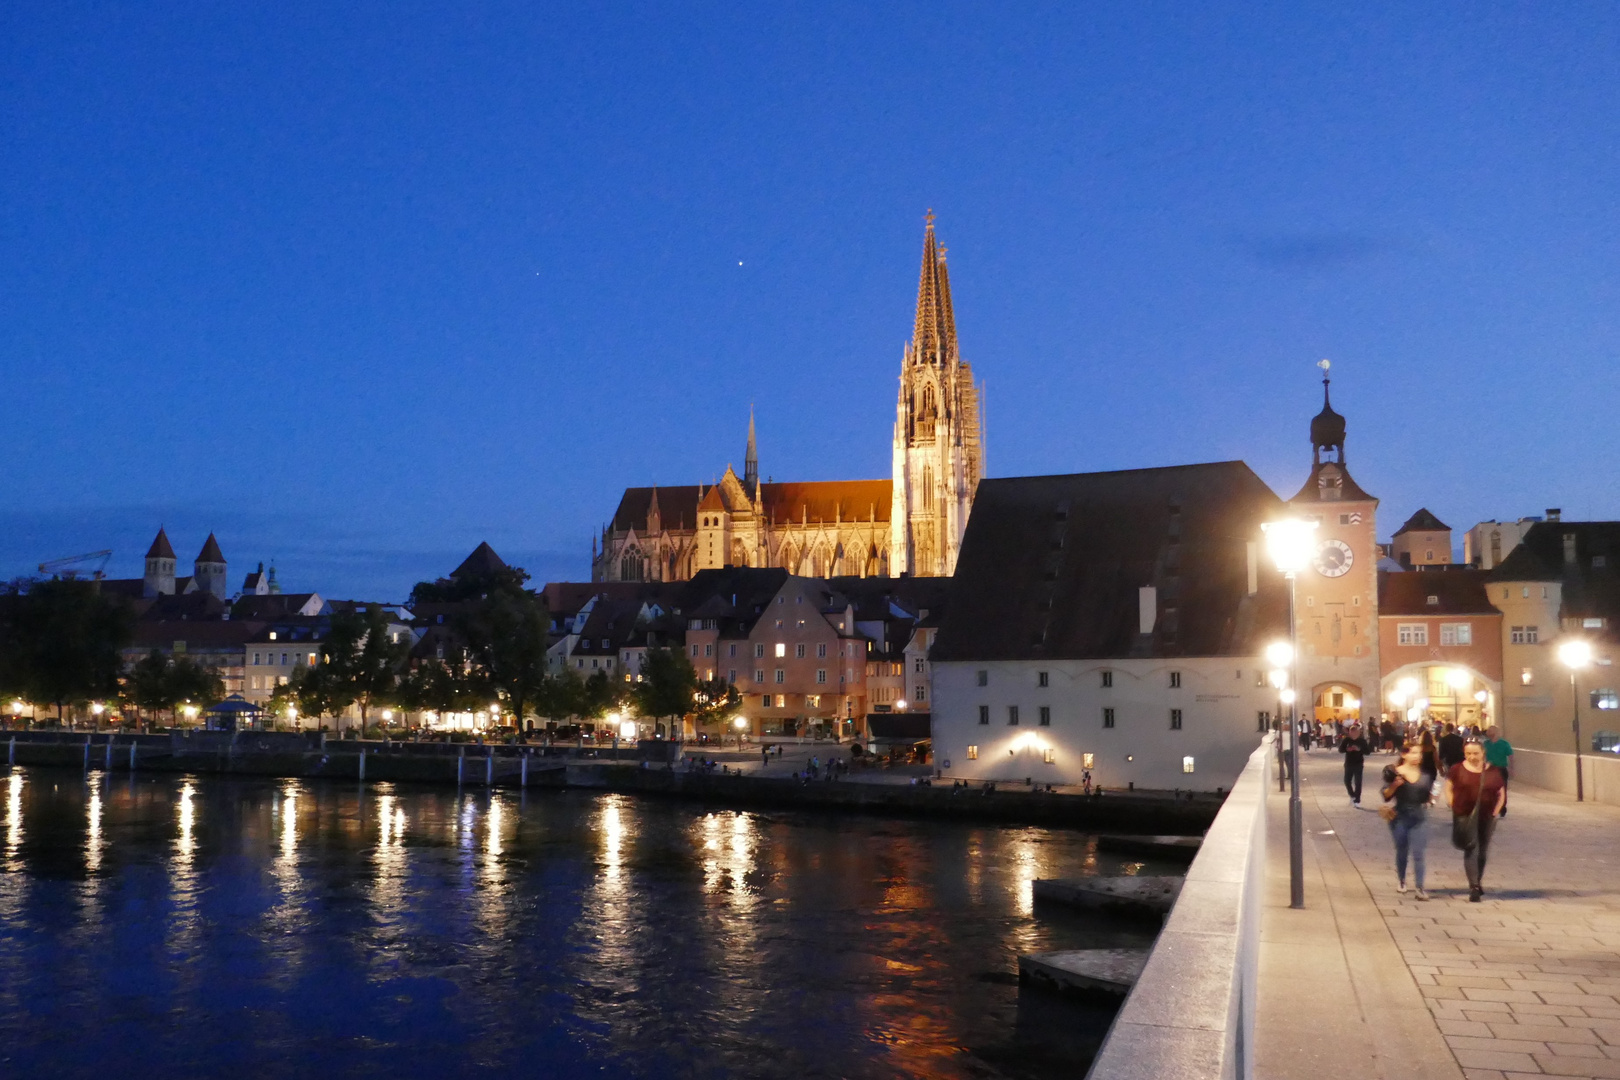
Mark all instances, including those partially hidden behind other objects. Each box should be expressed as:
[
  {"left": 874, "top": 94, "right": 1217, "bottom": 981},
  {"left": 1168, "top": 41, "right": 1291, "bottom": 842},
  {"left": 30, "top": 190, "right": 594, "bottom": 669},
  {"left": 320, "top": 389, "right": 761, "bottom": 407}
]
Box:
[
  {"left": 912, "top": 210, "right": 956, "bottom": 365},
  {"left": 744, "top": 405, "right": 758, "bottom": 491}
]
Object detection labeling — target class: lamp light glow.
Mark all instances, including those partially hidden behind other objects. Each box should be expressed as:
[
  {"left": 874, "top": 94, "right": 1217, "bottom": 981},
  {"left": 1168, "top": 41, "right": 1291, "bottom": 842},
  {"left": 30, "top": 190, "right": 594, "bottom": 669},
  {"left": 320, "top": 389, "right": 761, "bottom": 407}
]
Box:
[
  {"left": 1265, "top": 641, "right": 1294, "bottom": 669},
  {"left": 1280, "top": 689, "right": 1296, "bottom": 705},
  {"left": 1261, "top": 518, "right": 1319, "bottom": 574},
  {"left": 1560, "top": 640, "right": 1594, "bottom": 670},
  {"left": 1268, "top": 669, "right": 1288, "bottom": 690}
]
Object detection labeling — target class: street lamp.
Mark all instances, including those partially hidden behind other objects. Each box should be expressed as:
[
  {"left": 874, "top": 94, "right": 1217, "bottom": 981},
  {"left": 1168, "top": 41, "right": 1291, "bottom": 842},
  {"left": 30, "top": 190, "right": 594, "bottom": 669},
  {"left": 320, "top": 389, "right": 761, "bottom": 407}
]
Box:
[
  {"left": 1559, "top": 639, "right": 1593, "bottom": 802},
  {"left": 1446, "top": 668, "right": 1472, "bottom": 727},
  {"left": 1267, "top": 642, "right": 1293, "bottom": 793},
  {"left": 1262, "top": 517, "right": 1316, "bottom": 910},
  {"left": 287, "top": 704, "right": 299, "bottom": 731},
  {"left": 896, "top": 698, "right": 908, "bottom": 712}
]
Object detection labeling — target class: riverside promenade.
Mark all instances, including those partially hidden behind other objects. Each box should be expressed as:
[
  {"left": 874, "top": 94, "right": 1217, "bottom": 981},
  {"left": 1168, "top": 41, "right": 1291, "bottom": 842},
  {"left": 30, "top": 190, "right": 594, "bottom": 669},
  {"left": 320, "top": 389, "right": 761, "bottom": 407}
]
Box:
[{"left": 1256, "top": 750, "right": 1620, "bottom": 1080}]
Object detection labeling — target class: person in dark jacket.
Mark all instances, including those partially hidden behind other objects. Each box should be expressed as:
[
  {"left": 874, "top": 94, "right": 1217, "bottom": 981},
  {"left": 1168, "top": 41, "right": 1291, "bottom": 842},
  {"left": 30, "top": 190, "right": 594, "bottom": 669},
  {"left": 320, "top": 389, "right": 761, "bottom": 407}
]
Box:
[
  {"left": 1339, "top": 723, "right": 1373, "bottom": 804},
  {"left": 1437, "top": 723, "right": 1466, "bottom": 775}
]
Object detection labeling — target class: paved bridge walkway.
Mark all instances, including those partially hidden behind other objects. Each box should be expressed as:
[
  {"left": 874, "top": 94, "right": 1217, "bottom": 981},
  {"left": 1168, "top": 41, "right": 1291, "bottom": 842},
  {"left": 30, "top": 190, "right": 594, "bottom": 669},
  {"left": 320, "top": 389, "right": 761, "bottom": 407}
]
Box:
[{"left": 1256, "top": 748, "right": 1620, "bottom": 1080}]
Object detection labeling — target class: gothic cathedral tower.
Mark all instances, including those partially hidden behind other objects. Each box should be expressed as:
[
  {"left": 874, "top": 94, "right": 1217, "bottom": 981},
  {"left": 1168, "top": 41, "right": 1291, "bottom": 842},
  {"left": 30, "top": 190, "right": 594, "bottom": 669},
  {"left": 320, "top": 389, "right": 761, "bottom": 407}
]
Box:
[
  {"left": 1289, "top": 363, "right": 1381, "bottom": 724},
  {"left": 889, "top": 213, "right": 986, "bottom": 577}
]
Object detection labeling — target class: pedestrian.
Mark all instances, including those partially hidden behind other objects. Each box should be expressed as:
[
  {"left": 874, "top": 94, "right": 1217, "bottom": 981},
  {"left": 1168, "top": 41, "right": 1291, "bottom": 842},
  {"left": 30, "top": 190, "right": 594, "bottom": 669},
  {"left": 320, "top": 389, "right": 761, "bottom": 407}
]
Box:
[
  {"left": 1417, "top": 728, "right": 1438, "bottom": 776},
  {"left": 1437, "top": 722, "right": 1465, "bottom": 775},
  {"left": 1444, "top": 740, "right": 1507, "bottom": 902},
  {"left": 762, "top": 745, "right": 769, "bottom": 767},
  {"left": 1483, "top": 726, "right": 1514, "bottom": 817},
  {"left": 1299, "top": 719, "right": 1313, "bottom": 752},
  {"left": 1338, "top": 723, "right": 1372, "bottom": 805},
  {"left": 1082, "top": 769, "right": 1093, "bottom": 796},
  {"left": 1379, "top": 741, "right": 1435, "bottom": 899}
]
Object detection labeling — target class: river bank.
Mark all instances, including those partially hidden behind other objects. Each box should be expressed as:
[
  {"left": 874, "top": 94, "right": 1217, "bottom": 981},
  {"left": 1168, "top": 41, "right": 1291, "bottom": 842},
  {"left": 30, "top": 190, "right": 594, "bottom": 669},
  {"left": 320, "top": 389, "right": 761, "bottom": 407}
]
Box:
[{"left": 0, "top": 730, "right": 1221, "bottom": 833}]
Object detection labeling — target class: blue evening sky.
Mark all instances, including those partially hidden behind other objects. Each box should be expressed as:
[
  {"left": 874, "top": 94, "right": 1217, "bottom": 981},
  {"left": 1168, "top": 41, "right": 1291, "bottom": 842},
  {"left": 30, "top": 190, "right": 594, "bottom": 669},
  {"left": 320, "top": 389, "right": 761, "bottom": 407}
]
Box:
[{"left": 3, "top": 3, "right": 1617, "bottom": 599}]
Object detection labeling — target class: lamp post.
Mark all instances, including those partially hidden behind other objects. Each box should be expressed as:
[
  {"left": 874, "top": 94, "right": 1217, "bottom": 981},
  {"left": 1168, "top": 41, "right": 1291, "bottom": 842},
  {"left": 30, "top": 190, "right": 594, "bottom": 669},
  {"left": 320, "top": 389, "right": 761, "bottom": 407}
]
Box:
[
  {"left": 1267, "top": 647, "right": 1292, "bottom": 793},
  {"left": 1447, "top": 668, "right": 1472, "bottom": 730},
  {"left": 1559, "top": 639, "right": 1592, "bottom": 802},
  {"left": 1263, "top": 517, "right": 1317, "bottom": 910}
]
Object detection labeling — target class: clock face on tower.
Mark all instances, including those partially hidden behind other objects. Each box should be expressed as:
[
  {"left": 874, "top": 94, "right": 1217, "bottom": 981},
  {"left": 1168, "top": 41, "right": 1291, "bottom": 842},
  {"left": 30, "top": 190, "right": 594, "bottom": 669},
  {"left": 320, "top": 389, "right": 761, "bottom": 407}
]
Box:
[{"left": 1314, "top": 538, "right": 1354, "bottom": 578}]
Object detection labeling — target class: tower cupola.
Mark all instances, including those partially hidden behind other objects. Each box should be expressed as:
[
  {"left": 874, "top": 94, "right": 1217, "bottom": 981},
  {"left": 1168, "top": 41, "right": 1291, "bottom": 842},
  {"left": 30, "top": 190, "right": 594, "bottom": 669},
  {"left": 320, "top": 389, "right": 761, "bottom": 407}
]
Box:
[{"left": 1311, "top": 359, "right": 1347, "bottom": 464}]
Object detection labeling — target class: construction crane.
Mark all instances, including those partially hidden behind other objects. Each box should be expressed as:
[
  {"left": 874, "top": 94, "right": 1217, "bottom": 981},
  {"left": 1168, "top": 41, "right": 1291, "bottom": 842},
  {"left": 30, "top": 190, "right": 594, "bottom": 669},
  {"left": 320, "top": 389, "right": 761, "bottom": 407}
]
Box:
[{"left": 38, "top": 550, "right": 112, "bottom": 582}]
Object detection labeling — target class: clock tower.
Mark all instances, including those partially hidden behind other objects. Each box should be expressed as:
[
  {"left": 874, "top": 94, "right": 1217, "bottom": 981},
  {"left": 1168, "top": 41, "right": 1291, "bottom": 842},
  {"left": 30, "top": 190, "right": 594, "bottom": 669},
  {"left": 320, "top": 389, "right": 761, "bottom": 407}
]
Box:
[{"left": 1289, "top": 362, "right": 1380, "bottom": 725}]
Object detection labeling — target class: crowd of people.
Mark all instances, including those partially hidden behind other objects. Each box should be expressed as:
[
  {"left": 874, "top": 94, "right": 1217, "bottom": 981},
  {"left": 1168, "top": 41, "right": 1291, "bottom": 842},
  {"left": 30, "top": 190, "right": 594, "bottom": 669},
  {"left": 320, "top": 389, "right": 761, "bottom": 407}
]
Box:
[{"left": 1298, "top": 714, "right": 1513, "bottom": 903}]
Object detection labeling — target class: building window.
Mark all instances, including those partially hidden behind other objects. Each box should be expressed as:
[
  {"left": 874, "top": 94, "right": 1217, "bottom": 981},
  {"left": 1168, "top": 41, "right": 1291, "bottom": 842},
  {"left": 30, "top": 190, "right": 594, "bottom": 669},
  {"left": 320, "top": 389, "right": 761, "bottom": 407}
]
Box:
[
  {"left": 1103, "top": 707, "right": 1115, "bottom": 729},
  {"left": 816, "top": 669, "right": 827, "bottom": 684},
  {"left": 1043, "top": 747, "right": 1056, "bottom": 764},
  {"left": 729, "top": 670, "right": 737, "bottom": 683},
  {"left": 1100, "top": 670, "right": 1113, "bottom": 688},
  {"left": 775, "top": 643, "right": 786, "bottom": 658},
  {"left": 754, "top": 643, "right": 765, "bottom": 658},
  {"left": 1526, "top": 625, "right": 1539, "bottom": 643},
  {"left": 1039, "top": 706, "right": 1051, "bottom": 727},
  {"left": 774, "top": 669, "right": 785, "bottom": 684},
  {"left": 1439, "top": 623, "right": 1472, "bottom": 646},
  {"left": 978, "top": 705, "right": 990, "bottom": 725},
  {"left": 1398, "top": 624, "right": 1429, "bottom": 646},
  {"left": 806, "top": 694, "right": 820, "bottom": 707},
  {"left": 762, "top": 694, "right": 774, "bottom": 708},
  {"left": 1170, "top": 709, "right": 1183, "bottom": 730},
  {"left": 915, "top": 686, "right": 926, "bottom": 701},
  {"left": 1585, "top": 617, "right": 1605, "bottom": 629},
  {"left": 1592, "top": 689, "right": 1620, "bottom": 711},
  {"left": 704, "top": 644, "right": 714, "bottom": 657},
  {"left": 1082, "top": 753, "right": 1095, "bottom": 770},
  {"left": 754, "top": 669, "right": 765, "bottom": 683},
  {"left": 1511, "top": 625, "right": 1525, "bottom": 644},
  {"left": 966, "top": 745, "right": 979, "bottom": 760},
  {"left": 1169, "top": 671, "right": 1181, "bottom": 688},
  {"left": 1521, "top": 668, "right": 1534, "bottom": 686},
  {"left": 818, "top": 643, "right": 827, "bottom": 659},
  {"left": 1183, "top": 756, "right": 1195, "bottom": 774},
  {"left": 793, "top": 643, "right": 804, "bottom": 659},
  {"left": 976, "top": 670, "right": 988, "bottom": 687},
  {"left": 1008, "top": 706, "right": 1020, "bottom": 726},
  {"left": 1257, "top": 710, "right": 1270, "bottom": 732}
]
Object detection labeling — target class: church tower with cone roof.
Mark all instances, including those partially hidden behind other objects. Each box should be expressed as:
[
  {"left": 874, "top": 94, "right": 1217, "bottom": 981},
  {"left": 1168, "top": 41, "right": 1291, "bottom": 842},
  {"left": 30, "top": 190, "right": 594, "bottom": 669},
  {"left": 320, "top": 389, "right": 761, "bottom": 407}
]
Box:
[{"left": 889, "top": 212, "right": 985, "bottom": 577}]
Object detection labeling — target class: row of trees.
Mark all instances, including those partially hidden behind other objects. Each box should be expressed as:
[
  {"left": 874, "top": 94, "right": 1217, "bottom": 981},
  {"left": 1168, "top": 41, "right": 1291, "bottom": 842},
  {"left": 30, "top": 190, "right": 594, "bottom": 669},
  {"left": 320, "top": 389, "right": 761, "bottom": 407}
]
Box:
[{"left": 0, "top": 579, "right": 134, "bottom": 721}]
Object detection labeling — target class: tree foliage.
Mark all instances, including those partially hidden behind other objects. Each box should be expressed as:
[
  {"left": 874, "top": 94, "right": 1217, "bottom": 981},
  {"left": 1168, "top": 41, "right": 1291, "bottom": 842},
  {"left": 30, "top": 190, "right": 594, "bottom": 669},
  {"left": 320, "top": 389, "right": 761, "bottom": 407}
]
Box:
[
  {"left": 125, "top": 649, "right": 224, "bottom": 722},
  {"left": 633, "top": 646, "right": 697, "bottom": 722},
  {"left": 0, "top": 579, "right": 134, "bottom": 720}
]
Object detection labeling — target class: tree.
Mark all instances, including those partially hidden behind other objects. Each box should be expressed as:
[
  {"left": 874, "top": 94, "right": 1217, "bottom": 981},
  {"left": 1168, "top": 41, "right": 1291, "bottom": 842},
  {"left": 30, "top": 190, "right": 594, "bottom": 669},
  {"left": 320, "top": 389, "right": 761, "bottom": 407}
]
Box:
[
  {"left": 579, "top": 669, "right": 624, "bottom": 723},
  {"left": 633, "top": 646, "right": 698, "bottom": 731},
  {"left": 399, "top": 647, "right": 485, "bottom": 724},
  {"left": 124, "top": 649, "right": 225, "bottom": 724},
  {"left": 692, "top": 672, "right": 742, "bottom": 730},
  {"left": 9, "top": 579, "right": 133, "bottom": 723},
  {"left": 326, "top": 608, "right": 409, "bottom": 729},
  {"left": 534, "top": 669, "right": 584, "bottom": 726},
  {"left": 458, "top": 589, "right": 550, "bottom": 732}
]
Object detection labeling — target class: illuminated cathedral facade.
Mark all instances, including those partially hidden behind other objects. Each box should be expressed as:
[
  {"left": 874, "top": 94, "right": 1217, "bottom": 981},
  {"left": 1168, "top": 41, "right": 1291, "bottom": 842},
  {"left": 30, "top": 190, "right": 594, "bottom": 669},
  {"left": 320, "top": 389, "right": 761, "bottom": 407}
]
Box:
[{"left": 592, "top": 214, "right": 986, "bottom": 583}]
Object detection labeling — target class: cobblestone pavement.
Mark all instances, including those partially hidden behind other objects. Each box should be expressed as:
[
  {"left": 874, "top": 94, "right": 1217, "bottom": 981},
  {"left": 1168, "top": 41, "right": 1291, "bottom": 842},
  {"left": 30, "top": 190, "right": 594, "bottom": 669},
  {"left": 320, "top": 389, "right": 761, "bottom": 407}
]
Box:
[{"left": 1282, "top": 748, "right": 1620, "bottom": 1080}]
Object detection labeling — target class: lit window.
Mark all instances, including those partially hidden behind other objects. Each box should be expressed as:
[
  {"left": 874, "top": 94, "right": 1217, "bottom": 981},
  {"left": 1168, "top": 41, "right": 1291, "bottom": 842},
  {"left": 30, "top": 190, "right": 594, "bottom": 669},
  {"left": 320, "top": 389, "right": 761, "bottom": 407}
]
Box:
[
  {"left": 1521, "top": 668, "right": 1534, "bottom": 686},
  {"left": 1043, "top": 748, "right": 1056, "bottom": 764},
  {"left": 1585, "top": 617, "right": 1605, "bottom": 629},
  {"left": 1182, "top": 756, "right": 1195, "bottom": 774},
  {"left": 1082, "top": 753, "right": 1095, "bottom": 770},
  {"left": 966, "top": 745, "right": 979, "bottom": 760},
  {"left": 775, "top": 643, "right": 786, "bottom": 658},
  {"left": 1593, "top": 690, "right": 1620, "bottom": 710},
  {"left": 269, "top": 632, "right": 277, "bottom": 641}
]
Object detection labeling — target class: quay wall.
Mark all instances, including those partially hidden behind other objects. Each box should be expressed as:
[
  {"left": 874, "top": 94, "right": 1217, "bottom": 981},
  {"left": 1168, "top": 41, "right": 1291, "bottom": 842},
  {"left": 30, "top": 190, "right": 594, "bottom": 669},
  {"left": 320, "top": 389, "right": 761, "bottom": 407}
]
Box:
[
  {"left": 0, "top": 732, "right": 1221, "bottom": 833},
  {"left": 1086, "top": 736, "right": 1271, "bottom": 1080}
]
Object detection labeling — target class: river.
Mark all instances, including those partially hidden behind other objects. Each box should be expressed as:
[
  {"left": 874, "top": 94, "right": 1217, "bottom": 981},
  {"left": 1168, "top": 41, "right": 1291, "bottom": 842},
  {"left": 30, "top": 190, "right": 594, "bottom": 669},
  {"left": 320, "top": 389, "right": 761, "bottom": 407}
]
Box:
[{"left": 0, "top": 767, "right": 1163, "bottom": 1078}]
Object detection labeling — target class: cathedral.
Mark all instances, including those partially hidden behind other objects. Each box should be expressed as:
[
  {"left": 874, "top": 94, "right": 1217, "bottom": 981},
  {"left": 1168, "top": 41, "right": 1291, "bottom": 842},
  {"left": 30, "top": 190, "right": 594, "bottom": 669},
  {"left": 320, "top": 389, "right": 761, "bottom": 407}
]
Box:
[{"left": 592, "top": 214, "right": 986, "bottom": 583}]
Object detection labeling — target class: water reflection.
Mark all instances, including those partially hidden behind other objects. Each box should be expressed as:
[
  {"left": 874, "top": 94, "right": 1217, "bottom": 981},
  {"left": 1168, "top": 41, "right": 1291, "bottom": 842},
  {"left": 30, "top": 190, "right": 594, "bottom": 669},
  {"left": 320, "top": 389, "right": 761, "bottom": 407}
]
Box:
[{"left": 0, "top": 772, "right": 1154, "bottom": 1080}]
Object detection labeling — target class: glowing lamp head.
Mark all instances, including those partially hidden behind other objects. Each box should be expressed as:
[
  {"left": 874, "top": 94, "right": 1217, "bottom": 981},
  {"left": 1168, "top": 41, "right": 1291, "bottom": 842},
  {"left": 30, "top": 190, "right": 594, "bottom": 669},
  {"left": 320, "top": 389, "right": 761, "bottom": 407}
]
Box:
[
  {"left": 90, "top": 702, "right": 105, "bottom": 715},
  {"left": 1474, "top": 689, "right": 1488, "bottom": 704},
  {"left": 1280, "top": 689, "right": 1296, "bottom": 705},
  {"left": 1346, "top": 698, "right": 1360, "bottom": 711},
  {"left": 1559, "top": 639, "right": 1593, "bottom": 670},
  {"left": 1264, "top": 641, "right": 1294, "bottom": 668},
  {"left": 619, "top": 720, "right": 637, "bottom": 741},
  {"left": 286, "top": 704, "right": 298, "bottom": 718},
  {"left": 1261, "top": 518, "right": 1319, "bottom": 574},
  {"left": 9, "top": 700, "right": 22, "bottom": 714},
  {"left": 1446, "top": 668, "right": 1471, "bottom": 691},
  {"left": 732, "top": 716, "right": 747, "bottom": 730},
  {"left": 381, "top": 709, "right": 393, "bottom": 722},
  {"left": 1267, "top": 669, "right": 1289, "bottom": 690},
  {"left": 1397, "top": 676, "right": 1420, "bottom": 695},
  {"left": 896, "top": 699, "right": 908, "bottom": 711}
]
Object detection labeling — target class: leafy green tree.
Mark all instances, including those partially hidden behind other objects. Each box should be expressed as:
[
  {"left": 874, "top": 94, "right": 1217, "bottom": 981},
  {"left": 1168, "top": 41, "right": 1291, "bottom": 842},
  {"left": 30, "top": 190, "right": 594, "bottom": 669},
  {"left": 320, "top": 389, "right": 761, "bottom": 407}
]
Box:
[
  {"left": 633, "top": 646, "right": 697, "bottom": 730},
  {"left": 458, "top": 589, "right": 550, "bottom": 732},
  {"left": 10, "top": 579, "right": 133, "bottom": 723},
  {"left": 123, "top": 650, "right": 222, "bottom": 724},
  {"left": 167, "top": 656, "right": 225, "bottom": 719},
  {"left": 693, "top": 672, "right": 742, "bottom": 730},
  {"left": 325, "top": 608, "right": 409, "bottom": 728},
  {"left": 579, "top": 669, "right": 624, "bottom": 723},
  {"left": 399, "top": 647, "right": 486, "bottom": 723}
]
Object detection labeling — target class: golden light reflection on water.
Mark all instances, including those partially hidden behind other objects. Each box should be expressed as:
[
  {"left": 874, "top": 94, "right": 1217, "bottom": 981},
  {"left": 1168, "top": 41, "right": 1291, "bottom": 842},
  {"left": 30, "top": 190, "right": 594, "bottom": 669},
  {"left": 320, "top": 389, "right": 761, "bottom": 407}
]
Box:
[
  {"left": 176, "top": 781, "right": 195, "bottom": 864},
  {"left": 699, "top": 811, "right": 758, "bottom": 913},
  {"left": 372, "top": 792, "right": 409, "bottom": 934},
  {"left": 85, "top": 782, "right": 103, "bottom": 875},
  {"left": 5, "top": 771, "right": 23, "bottom": 869}
]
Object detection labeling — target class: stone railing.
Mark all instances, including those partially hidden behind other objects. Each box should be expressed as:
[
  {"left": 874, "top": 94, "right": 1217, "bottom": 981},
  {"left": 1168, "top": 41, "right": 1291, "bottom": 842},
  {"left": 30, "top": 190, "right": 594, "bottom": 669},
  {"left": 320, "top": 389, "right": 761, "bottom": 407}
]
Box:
[
  {"left": 1508, "top": 746, "right": 1620, "bottom": 805},
  {"left": 1085, "top": 736, "right": 1270, "bottom": 1080}
]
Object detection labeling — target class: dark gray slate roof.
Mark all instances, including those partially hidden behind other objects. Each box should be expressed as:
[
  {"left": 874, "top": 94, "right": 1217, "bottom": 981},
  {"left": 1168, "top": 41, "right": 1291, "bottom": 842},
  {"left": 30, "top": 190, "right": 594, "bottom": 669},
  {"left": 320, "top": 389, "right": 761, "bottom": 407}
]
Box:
[{"left": 932, "top": 462, "right": 1290, "bottom": 662}]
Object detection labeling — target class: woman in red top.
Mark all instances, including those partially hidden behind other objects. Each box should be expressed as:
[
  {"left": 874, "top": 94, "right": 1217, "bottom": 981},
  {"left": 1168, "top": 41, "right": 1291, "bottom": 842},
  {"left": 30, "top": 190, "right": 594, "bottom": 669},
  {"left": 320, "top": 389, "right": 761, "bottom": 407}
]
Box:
[{"left": 1444, "top": 740, "right": 1507, "bottom": 902}]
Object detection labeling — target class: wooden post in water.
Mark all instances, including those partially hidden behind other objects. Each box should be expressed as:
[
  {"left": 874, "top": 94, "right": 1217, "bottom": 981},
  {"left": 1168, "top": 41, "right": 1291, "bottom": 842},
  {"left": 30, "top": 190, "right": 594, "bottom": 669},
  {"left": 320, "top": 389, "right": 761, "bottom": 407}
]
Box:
[
  {"left": 359, "top": 748, "right": 367, "bottom": 782},
  {"left": 105, "top": 739, "right": 113, "bottom": 770},
  {"left": 83, "top": 737, "right": 90, "bottom": 771},
  {"left": 456, "top": 754, "right": 464, "bottom": 786},
  {"left": 521, "top": 753, "right": 528, "bottom": 788},
  {"left": 8, "top": 736, "right": 13, "bottom": 766},
  {"left": 485, "top": 752, "right": 493, "bottom": 787},
  {"left": 130, "top": 741, "right": 137, "bottom": 770}
]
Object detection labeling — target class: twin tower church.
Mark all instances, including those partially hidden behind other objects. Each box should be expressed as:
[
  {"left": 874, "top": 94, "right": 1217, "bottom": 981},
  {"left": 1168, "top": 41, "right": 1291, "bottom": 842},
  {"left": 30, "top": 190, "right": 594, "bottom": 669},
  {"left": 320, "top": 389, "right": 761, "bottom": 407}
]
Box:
[{"left": 592, "top": 213, "right": 986, "bottom": 583}]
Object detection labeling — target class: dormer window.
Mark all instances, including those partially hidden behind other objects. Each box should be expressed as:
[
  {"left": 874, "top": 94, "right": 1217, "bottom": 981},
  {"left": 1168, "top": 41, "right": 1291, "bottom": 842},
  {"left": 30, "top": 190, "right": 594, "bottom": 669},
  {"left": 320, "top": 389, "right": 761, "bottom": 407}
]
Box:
[{"left": 1426, "top": 595, "right": 1439, "bottom": 606}]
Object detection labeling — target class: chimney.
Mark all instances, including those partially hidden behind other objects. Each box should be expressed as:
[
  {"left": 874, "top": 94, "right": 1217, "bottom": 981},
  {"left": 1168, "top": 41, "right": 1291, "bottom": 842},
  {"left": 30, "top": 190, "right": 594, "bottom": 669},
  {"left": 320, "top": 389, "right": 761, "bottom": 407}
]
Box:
[
  {"left": 1139, "top": 586, "right": 1158, "bottom": 634},
  {"left": 1564, "top": 533, "right": 1578, "bottom": 566},
  {"left": 1547, "top": 508, "right": 1562, "bottom": 522},
  {"left": 1246, "top": 541, "right": 1259, "bottom": 596}
]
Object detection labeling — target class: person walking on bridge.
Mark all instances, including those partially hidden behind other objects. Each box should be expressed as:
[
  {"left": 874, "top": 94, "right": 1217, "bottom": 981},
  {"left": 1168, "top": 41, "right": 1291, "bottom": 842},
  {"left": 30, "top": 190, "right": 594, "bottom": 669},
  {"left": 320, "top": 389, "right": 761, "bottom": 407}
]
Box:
[
  {"left": 1444, "top": 740, "right": 1507, "bottom": 902},
  {"left": 1380, "top": 741, "right": 1434, "bottom": 899},
  {"left": 1339, "top": 723, "right": 1372, "bottom": 805},
  {"left": 1483, "top": 726, "right": 1514, "bottom": 817}
]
